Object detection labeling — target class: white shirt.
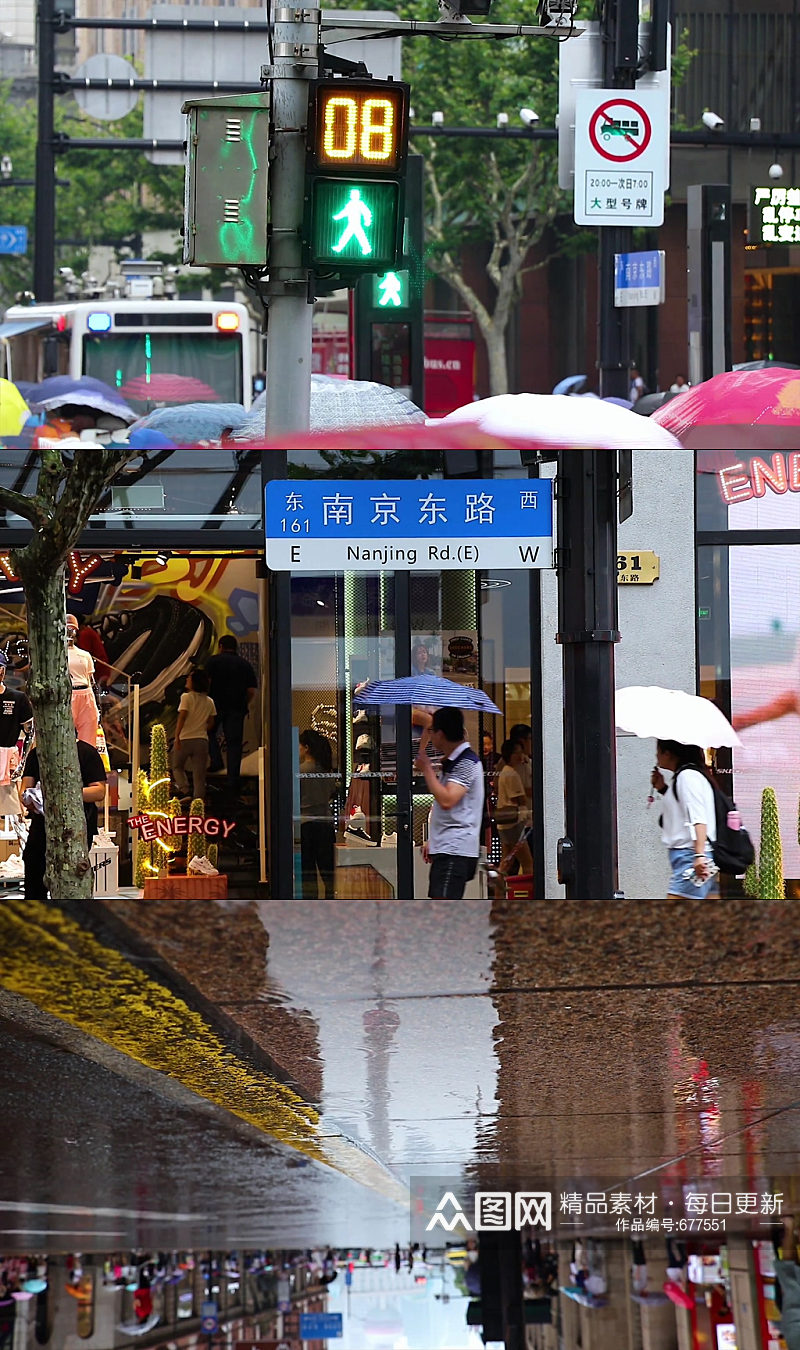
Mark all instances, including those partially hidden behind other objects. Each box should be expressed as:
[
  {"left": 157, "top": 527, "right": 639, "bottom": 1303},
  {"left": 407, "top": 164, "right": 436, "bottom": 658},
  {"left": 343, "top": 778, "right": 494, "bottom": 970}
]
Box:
[
  {"left": 177, "top": 690, "right": 216, "bottom": 741},
  {"left": 428, "top": 741, "right": 484, "bottom": 859},
  {"left": 659, "top": 768, "right": 716, "bottom": 848},
  {"left": 68, "top": 644, "right": 94, "bottom": 688}
]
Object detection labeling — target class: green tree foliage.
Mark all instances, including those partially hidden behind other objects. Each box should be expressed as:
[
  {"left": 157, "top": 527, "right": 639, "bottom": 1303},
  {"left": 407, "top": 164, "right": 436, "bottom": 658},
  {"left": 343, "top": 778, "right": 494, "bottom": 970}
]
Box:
[
  {"left": 398, "top": 0, "right": 565, "bottom": 394},
  {"left": 0, "top": 85, "right": 184, "bottom": 306}
]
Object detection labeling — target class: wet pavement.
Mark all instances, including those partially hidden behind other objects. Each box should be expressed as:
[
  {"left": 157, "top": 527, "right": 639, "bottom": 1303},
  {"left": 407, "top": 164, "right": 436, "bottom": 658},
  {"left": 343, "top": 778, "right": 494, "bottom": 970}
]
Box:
[{"left": 0, "top": 899, "right": 798, "bottom": 1249}]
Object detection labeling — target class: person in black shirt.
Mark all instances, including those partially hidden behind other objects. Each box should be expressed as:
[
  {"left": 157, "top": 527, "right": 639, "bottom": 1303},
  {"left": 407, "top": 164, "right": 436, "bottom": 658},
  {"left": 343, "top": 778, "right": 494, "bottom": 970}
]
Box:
[
  {"left": 21, "top": 740, "right": 107, "bottom": 899},
  {"left": 205, "top": 635, "right": 258, "bottom": 796},
  {"left": 0, "top": 653, "right": 33, "bottom": 748}
]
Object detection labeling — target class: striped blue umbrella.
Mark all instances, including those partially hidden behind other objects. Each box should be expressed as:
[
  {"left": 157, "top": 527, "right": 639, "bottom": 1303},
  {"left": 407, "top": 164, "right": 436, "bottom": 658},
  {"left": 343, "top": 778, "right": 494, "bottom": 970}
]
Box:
[{"left": 354, "top": 674, "right": 501, "bottom": 715}]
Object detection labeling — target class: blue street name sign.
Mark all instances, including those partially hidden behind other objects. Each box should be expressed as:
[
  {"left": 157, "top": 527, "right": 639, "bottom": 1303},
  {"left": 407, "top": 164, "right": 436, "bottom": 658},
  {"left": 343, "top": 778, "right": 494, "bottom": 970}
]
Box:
[
  {"left": 0, "top": 226, "right": 28, "bottom": 255},
  {"left": 299, "top": 1313, "right": 343, "bottom": 1339},
  {"left": 201, "top": 1300, "right": 219, "bottom": 1334},
  {"left": 266, "top": 478, "right": 554, "bottom": 573},
  {"left": 613, "top": 249, "right": 665, "bottom": 307}
]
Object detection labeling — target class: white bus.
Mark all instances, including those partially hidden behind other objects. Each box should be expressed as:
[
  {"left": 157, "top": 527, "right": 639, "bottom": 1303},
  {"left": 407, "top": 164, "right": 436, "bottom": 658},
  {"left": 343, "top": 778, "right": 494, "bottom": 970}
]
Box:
[{"left": 1, "top": 289, "right": 255, "bottom": 414}]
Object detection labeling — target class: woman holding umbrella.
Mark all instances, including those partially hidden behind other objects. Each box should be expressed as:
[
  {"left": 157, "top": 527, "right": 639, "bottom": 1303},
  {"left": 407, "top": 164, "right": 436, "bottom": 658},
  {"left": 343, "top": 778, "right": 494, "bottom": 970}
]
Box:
[{"left": 650, "top": 741, "right": 720, "bottom": 898}]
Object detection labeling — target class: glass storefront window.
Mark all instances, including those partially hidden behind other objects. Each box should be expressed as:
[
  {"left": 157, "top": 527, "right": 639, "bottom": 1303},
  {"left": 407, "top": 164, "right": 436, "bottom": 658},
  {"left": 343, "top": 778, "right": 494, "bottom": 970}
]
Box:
[{"left": 698, "top": 450, "right": 800, "bottom": 897}]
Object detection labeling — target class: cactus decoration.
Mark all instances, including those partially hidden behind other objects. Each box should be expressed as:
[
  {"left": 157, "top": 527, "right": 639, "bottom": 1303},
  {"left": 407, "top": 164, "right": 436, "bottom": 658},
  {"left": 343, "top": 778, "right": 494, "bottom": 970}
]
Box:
[
  {"left": 133, "top": 725, "right": 184, "bottom": 888},
  {"left": 186, "top": 798, "right": 207, "bottom": 865},
  {"left": 743, "top": 857, "right": 759, "bottom": 899},
  {"left": 759, "top": 787, "right": 785, "bottom": 900},
  {"left": 207, "top": 843, "right": 218, "bottom": 870}
]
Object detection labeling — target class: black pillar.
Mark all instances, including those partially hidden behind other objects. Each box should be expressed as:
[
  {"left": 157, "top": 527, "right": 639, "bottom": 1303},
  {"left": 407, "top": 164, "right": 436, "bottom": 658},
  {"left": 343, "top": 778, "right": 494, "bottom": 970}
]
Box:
[
  {"left": 478, "top": 1232, "right": 525, "bottom": 1350},
  {"left": 556, "top": 451, "right": 621, "bottom": 899},
  {"left": 34, "top": 0, "right": 56, "bottom": 303},
  {"left": 393, "top": 571, "right": 414, "bottom": 899},
  {"left": 597, "top": 0, "right": 637, "bottom": 398},
  {"left": 263, "top": 451, "right": 293, "bottom": 899}
]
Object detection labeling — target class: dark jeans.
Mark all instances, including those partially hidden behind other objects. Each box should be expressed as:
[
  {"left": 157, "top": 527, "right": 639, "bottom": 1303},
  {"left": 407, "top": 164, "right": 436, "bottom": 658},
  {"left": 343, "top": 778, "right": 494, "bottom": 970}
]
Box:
[
  {"left": 301, "top": 820, "right": 335, "bottom": 898},
  {"left": 428, "top": 853, "right": 478, "bottom": 899},
  {"left": 209, "top": 710, "right": 245, "bottom": 792},
  {"left": 24, "top": 820, "right": 47, "bottom": 899}
]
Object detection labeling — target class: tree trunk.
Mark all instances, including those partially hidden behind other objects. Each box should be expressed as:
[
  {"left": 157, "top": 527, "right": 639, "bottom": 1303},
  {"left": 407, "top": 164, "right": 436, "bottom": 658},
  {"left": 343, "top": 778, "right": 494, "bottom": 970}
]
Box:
[
  {"left": 485, "top": 326, "right": 510, "bottom": 396},
  {"left": 13, "top": 553, "right": 93, "bottom": 899}
]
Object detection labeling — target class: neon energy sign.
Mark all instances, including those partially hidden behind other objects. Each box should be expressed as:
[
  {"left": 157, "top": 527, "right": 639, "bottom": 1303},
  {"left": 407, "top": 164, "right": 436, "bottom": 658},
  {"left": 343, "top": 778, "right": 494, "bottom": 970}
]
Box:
[
  {"left": 716, "top": 453, "right": 800, "bottom": 504},
  {"left": 129, "top": 812, "right": 236, "bottom": 841}
]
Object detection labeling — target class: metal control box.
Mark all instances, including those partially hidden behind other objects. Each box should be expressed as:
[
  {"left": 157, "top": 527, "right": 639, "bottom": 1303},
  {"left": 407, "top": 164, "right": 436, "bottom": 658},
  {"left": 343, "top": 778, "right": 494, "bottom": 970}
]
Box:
[{"left": 183, "top": 92, "right": 271, "bottom": 267}]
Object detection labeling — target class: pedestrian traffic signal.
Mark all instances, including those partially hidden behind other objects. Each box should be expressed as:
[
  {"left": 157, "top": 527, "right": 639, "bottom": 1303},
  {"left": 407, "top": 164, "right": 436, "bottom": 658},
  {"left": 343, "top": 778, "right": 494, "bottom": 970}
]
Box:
[{"left": 304, "top": 78, "right": 410, "bottom": 277}]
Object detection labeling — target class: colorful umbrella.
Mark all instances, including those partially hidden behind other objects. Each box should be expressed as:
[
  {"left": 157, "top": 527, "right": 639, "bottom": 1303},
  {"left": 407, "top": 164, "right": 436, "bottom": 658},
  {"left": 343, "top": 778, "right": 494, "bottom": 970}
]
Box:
[
  {"left": 27, "top": 375, "right": 136, "bottom": 424},
  {"left": 355, "top": 674, "right": 502, "bottom": 715},
  {"left": 120, "top": 373, "right": 221, "bottom": 403},
  {"left": 652, "top": 367, "right": 800, "bottom": 447},
  {"left": 0, "top": 378, "right": 30, "bottom": 436},
  {"left": 432, "top": 392, "right": 682, "bottom": 449}
]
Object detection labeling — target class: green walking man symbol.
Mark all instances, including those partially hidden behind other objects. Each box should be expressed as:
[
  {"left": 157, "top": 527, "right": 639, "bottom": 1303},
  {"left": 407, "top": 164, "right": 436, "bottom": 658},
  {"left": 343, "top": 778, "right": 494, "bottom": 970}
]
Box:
[
  {"left": 377, "top": 272, "right": 403, "bottom": 306},
  {"left": 332, "top": 188, "right": 373, "bottom": 256}
]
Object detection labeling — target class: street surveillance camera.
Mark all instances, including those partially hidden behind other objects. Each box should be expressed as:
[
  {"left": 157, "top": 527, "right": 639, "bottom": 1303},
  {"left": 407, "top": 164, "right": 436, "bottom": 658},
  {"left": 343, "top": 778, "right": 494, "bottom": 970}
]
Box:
[
  {"left": 749, "top": 117, "right": 761, "bottom": 133},
  {"left": 432, "top": 110, "right": 444, "bottom": 125},
  {"left": 536, "top": 0, "right": 578, "bottom": 24},
  {"left": 702, "top": 110, "right": 724, "bottom": 130},
  {"left": 409, "top": 106, "right": 416, "bottom": 120},
  {"left": 496, "top": 112, "right": 509, "bottom": 128},
  {"left": 0, "top": 154, "right": 12, "bottom": 178},
  {"left": 519, "top": 108, "right": 539, "bottom": 126},
  {"left": 769, "top": 162, "right": 784, "bottom": 179},
  {"left": 437, "top": 0, "right": 490, "bottom": 20}
]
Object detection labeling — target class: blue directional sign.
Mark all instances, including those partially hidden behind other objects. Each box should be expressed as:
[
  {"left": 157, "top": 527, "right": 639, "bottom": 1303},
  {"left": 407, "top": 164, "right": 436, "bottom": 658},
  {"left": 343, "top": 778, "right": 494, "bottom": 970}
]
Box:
[
  {"left": 613, "top": 249, "right": 664, "bottom": 307},
  {"left": 0, "top": 226, "right": 28, "bottom": 255},
  {"left": 201, "top": 1300, "right": 219, "bottom": 1334},
  {"left": 265, "top": 478, "right": 554, "bottom": 573},
  {"left": 299, "top": 1312, "right": 343, "bottom": 1339}
]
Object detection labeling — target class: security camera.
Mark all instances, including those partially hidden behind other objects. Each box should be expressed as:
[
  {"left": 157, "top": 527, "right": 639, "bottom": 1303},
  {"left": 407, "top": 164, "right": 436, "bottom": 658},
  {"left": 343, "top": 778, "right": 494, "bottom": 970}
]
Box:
[
  {"left": 536, "top": 0, "right": 577, "bottom": 22},
  {"left": 520, "top": 108, "right": 539, "bottom": 126},
  {"left": 0, "top": 154, "right": 11, "bottom": 178},
  {"left": 702, "top": 110, "right": 724, "bottom": 130},
  {"left": 496, "top": 112, "right": 508, "bottom": 128},
  {"left": 431, "top": 110, "right": 444, "bottom": 125},
  {"left": 769, "top": 162, "right": 784, "bottom": 180},
  {"left": 409, "top": 106, "right": 415, "bottom": 120}
]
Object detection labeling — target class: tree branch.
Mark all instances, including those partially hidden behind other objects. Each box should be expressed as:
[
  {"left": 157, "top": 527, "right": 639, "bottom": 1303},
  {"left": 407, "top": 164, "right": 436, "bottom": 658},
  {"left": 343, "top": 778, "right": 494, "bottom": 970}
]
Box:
[{"left": 0, "top": 487, "right": 49, "bottom": 529}]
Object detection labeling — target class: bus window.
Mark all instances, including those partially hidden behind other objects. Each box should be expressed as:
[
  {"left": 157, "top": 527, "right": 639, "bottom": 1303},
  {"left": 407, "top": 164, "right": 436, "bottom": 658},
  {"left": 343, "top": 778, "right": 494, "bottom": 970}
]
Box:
[{"left": 83, "top": 331, "right": 243, "bottom": 411}]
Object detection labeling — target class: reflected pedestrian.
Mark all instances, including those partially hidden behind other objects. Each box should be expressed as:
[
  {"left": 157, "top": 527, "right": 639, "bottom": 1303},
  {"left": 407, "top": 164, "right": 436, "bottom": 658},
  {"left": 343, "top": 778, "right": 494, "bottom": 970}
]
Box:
[
  {"left": 415, "top": 707, "right": 484, "bottom": 900},
  {"left": 299, "top": 729, "right": 336, "bottom": 898},
  {"left": 206, "top": 635, "right": 258, "bottom": 797}
]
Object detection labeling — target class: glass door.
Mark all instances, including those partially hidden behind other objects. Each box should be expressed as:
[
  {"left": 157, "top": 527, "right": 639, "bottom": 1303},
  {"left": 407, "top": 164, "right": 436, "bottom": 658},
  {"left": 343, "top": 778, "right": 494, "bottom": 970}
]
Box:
[{"left": 289, "top": 571, "right": 413, "bottom": 899}]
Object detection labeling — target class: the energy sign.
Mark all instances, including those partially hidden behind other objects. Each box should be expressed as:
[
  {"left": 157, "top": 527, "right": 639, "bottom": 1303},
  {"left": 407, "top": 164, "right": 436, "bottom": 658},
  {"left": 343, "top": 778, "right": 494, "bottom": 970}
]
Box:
[{"left": 305, "top": 79, "right": 409, "bottom": 277}]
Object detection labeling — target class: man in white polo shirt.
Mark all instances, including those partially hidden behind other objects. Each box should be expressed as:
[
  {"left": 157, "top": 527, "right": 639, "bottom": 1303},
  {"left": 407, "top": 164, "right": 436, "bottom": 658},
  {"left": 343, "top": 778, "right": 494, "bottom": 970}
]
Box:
[{"left": 415, "top": 706, "right": 484, "bottom": 899}]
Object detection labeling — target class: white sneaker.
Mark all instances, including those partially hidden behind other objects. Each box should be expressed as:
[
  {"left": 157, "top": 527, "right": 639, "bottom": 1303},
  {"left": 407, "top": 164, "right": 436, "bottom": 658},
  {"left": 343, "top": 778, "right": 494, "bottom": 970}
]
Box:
[
  {"left": 188, "top": 855, "right": 219, "bottom": 876},
  {"left": 380, "top": 833, "right": 397, "bottom": 848},
  {"left": 92, "top": 830, "right": 116, "bottom": 849}
]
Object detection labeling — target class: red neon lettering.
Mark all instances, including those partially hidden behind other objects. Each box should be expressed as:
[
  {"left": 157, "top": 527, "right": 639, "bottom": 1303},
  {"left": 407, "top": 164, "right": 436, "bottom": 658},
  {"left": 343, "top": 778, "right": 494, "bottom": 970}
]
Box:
[
  {"left": 717, "top": 465, "right": 753, "bottom": 505},
  {"left": 155, "top": 818, "right": 174, "bottom": 837},
  {"left": 187, "top": 815, "right": 204, "bottom": 835},
  {"left": 204, "top": 819, "right": 220, "bottom": 837},
  {"left": 788, "top": 452, "right": 800, "bottom": 491},
  {"left": 750, "top": 453, "right": 788, "bottom": 498},
  {"left": 140, "top": 818, "right": 157, "bottom": 841}
]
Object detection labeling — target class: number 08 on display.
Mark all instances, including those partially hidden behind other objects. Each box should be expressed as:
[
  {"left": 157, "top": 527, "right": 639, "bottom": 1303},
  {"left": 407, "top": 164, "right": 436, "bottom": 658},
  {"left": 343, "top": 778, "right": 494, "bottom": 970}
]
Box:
[{"left": 310, "top": 81, "right": 409, "bottom": 174}]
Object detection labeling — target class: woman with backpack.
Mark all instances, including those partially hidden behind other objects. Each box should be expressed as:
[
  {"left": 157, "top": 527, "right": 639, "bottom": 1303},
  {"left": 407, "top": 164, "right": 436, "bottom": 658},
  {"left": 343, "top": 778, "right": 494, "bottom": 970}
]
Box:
[{"left": 650, "top": 739, "right": 721, "bottom": 899}]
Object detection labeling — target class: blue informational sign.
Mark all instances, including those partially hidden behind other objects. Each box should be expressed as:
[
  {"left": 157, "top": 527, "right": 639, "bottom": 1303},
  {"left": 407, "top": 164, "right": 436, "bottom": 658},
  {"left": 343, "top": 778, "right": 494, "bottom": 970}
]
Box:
[
  {"left": 613, "top": 249, "right": 664, "bottom": 307},
  {"left": 299, "top": 1313, "right": 343, "bottom": 1339},
  {"left": 200, "top": 1300, "right": 219, "bottom": 1334},
  {"left": 0, "top": 226, "right": 28, "bottom": 255},
  {"left": 345, "top": 1269, "right": 353, "bottom": 1287},
  {"left": 265, "top": 478, "right": 554, "bottom": 573}
]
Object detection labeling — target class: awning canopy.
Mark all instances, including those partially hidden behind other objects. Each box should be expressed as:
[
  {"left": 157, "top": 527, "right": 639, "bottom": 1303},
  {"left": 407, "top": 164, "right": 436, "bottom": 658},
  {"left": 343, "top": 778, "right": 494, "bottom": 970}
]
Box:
[{"left": 0, "top": 316, "right": 54, "bottom": 340}]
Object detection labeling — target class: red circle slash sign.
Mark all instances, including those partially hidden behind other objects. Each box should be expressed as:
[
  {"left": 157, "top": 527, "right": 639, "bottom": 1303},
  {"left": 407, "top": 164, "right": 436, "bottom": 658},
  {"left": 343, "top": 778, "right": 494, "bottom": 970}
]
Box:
[{"left": 589, "top": 98, "right": 652, "bottom": 163}]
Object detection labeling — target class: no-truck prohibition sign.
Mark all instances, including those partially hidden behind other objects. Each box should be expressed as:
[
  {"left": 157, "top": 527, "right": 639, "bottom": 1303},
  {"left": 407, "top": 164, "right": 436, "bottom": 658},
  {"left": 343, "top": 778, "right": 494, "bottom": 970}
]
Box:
[{"left": 589, "top": 98, "right": 652, "bottom": 163}]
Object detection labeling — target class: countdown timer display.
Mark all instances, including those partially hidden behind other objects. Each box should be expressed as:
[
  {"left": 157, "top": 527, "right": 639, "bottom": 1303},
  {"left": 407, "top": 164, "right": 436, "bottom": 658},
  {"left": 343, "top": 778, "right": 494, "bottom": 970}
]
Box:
[{"left": 309, "top": 80, "right": 410, "bottom": 174}]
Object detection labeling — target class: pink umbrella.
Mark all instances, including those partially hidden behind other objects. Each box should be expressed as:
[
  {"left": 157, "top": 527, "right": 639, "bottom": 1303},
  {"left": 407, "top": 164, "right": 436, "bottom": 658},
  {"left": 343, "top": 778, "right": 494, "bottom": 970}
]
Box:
[
  {"left": 652, "top": 367, "right": 800, "bottom": 447},
  {"left": 119, "top": 373, "right": 220, "bottom": 404}
]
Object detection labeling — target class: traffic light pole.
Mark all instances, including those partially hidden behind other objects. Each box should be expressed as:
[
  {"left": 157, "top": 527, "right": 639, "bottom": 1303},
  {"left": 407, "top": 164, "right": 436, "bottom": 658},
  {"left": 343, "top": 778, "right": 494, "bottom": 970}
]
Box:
[
  {"left": 556, "top": 450, "right": 621, "bottom": 900},
  {"left": 263, "top": 8, "right": 318, "bottom": 437},
  {"left": 597, "top": 0, "right": 636, "bottom": 399},
  {"left": 34, "top": 0, "right": 56, "bottom": 302}
]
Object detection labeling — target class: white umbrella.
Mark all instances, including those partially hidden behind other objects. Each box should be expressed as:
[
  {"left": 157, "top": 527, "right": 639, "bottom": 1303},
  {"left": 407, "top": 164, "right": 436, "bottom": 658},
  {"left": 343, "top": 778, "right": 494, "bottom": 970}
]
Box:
[
  {"left": 429, "top": 393, "right": 682, "bottom": 449},
  {"left": 615, "top": 686, "right": 742, "bottom": 748}
]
